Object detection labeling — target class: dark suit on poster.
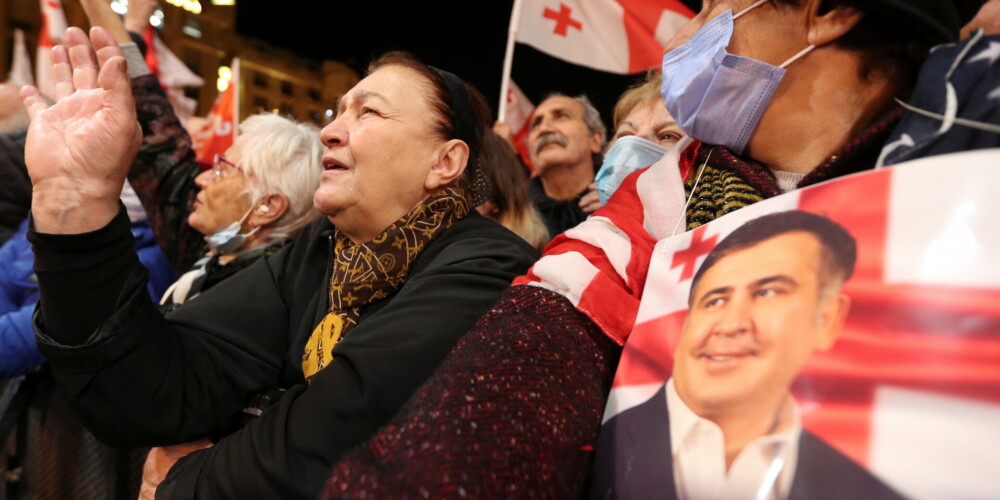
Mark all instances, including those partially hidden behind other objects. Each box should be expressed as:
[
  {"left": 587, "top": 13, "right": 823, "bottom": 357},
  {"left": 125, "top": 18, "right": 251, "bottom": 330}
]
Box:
[{"left": 589, "top": 385, "right": 907, "bottom": 500}]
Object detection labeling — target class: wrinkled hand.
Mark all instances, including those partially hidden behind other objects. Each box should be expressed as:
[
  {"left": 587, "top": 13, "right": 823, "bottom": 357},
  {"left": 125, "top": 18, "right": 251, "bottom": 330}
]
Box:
[
  {"left": 138, "top": 440, "right": 213, "bottom": 500},
  {"left": 579, "top": 183, "right": 600, "bottom": 214},
  {"left": 21, "top": 26, "right": 141, "bottom": 233}
]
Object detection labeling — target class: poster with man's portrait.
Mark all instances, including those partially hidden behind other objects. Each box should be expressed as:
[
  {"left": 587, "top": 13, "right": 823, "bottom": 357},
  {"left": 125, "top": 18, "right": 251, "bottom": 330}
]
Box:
[{"left": 592, "top": 149, "right": 1000, "bottom": 500}]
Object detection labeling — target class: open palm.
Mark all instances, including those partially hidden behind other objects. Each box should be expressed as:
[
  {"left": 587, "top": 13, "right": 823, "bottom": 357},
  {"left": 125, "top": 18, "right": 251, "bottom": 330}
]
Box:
[{"left": 21, "top": 26, "right": 142, "bottom": 232}]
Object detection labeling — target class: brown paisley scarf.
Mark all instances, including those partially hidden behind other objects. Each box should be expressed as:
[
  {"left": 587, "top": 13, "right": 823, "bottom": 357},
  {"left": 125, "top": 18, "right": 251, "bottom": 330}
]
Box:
[{"left": 301, "top": 187, "right": 472, "bottom": 379}]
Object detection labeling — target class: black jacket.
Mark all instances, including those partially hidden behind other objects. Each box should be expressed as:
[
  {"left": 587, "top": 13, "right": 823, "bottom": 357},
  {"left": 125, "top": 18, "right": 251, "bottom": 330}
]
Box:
[
  {"left": 590, "top": 384, "right": 905, "bottom": 500},
  {"left": 0, "top": 130, "right": 31, "bottom": 246},
  {"left": 30, "top": 208, "right": 538, "bottom": 499}
]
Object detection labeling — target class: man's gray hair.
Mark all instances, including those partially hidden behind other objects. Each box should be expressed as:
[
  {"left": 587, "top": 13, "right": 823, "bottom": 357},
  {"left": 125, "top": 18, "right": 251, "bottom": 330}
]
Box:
[{"left": 543, "top": 92, "right": 607, "bottom": 149}]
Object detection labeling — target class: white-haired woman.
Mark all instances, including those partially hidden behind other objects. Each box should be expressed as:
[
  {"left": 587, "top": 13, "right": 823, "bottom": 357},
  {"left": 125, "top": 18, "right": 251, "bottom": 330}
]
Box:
[{"left": 160, "top": 113, "right": 322, "bottom": 308}]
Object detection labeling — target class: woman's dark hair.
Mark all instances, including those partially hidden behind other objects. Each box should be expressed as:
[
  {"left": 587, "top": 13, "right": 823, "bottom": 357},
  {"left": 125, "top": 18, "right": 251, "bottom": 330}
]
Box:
[
  {"left": 367, "top": 52, "right": 492, "bottom": 198},
  {"left": 772, "top": 0, "right": 932, "bottom": 97},
  {"left": 478, "top": 133, "right": 550, "bottom": 251}
]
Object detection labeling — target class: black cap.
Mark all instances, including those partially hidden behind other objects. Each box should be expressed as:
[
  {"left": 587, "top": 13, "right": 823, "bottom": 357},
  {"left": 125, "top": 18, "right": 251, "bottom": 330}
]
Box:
[{"left": 861, "top": 0, "right": 985, "bottom": 43}]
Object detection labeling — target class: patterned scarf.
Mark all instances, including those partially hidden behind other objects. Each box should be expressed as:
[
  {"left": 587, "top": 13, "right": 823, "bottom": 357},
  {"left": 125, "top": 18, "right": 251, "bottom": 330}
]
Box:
[
  {"left": 301, "top": 187, "right": 472, "bottom": 379},
  {"left": 683, "top": 105, "right": 904, "bottom": 230}
]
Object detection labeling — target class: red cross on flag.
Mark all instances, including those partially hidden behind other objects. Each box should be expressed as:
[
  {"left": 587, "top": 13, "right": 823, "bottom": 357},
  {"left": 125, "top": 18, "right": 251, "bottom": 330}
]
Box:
[
  {"left": 513, "top": 0, "right": 694, "bottom": 74},
  {"left": 35, "top": 0, "right": 68, "bottom": 100},
  {"left": 600, "top": 149, "right": 1000, "bottom": 499}
]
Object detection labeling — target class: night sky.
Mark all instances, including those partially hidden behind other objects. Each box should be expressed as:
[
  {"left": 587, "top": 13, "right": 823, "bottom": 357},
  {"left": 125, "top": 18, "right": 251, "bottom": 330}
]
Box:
[{"left": 235, "top": 0, "right": 697, "bottom": 129}]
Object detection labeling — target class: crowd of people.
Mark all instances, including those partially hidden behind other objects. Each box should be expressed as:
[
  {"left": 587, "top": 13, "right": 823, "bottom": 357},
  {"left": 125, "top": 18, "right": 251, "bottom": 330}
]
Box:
[{"left": 1, "top": 0, "right": 998, "bottom": 498}]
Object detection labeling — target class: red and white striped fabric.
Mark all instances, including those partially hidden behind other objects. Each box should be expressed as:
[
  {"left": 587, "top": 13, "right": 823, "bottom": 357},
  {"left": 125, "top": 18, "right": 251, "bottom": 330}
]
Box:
[
  {"left": 513, "top": 136, "right": 695, "bottom": 341},
  {"left": 514, "top": 0, "right": 694, "bottom": 74},
  {"left": 35, "top": 0, "right": 67, "bottom": 100},
  {"left": 587, "top": 148, "right": 1000, "bottom": 499}
]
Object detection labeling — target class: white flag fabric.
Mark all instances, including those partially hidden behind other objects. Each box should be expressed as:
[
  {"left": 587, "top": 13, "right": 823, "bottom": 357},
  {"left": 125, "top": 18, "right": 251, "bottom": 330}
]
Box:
[
  {"left": 152, "top": 34, "right": 204, "bottom": 89},
  {"left": 35, "top": 0, "right": 68, "bottom": 100},
  {"left": 9, "top": 29, "right": 34, "bottom": 86},
  {"left": 503, "top": 80, "right": 534, "bottom": 134},
  {"left": 514, "top": 0, "right": 693, "bottom": 74}
]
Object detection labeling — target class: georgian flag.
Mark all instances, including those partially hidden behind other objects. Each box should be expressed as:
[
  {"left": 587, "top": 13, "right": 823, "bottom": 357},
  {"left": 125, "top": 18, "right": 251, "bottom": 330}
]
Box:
[
  {"left": 501, "top": 80, "right": 536, "bottom": 169},
  {"left": 147, "top": 29, "right": 204, "bottom": 89},
  {"left": 514, "top": 0, "right": 694, "bottom": 74},
  {"left": 602, "top": 149, "right": 1000, "bottom": 499},
  {"left": 35, "top": 0, "right": 68, "bottom": 100},
  {"left": 142, "top": 27, "right": 203, "bottom": 127}
]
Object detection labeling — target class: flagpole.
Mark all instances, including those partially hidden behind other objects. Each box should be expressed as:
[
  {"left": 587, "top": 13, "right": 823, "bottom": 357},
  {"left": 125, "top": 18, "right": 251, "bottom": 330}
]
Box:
[
  {"left": 232, "top": 57, "right": 240, "bottom": 140},
  {"left": 498, "top": 0, "right": 524, "bottom": 123}
]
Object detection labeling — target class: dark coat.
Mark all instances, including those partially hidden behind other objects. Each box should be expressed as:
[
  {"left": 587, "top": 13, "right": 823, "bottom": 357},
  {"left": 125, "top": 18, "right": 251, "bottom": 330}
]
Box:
[
  {"left": 30, "top": 209, "right": 538, "bottom": 499},
  {"left": 530, "top": 176, "right": 589, "bottom": 237},
  {"left": 0, "top": 130, "right": 31, "bottom": 246},
  {"left": 590, "top": 384, "right": 906, "bottom": 500}
]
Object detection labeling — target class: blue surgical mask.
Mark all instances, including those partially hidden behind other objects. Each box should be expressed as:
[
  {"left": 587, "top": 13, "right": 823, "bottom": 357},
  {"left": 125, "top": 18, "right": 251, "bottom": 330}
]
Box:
[
  {"left": 595, "top": 136, "right": 669, "bottom": 204},
  {"left": 205, "top": 205, "right": 260, "bottom": 254},
  {"left": 660, "top": 0, "right": 814, "bottom": 154}
]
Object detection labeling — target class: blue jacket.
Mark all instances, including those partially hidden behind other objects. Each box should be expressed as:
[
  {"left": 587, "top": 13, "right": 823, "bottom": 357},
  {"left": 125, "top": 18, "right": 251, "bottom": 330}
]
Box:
[{"left": 0, "top": 218, "right": 174, "bottom": 378}]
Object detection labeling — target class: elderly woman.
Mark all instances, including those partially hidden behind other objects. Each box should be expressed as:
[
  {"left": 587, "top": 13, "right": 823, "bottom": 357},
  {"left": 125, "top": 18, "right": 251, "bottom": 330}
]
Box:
[
  {"left": 159, "top": 113, "right": 322, "bottom": 308},
  {"left": 608, "top": 71, "right": 684, "bottom": 149},
  {"left": 20, "top": 27, "right": 536, "bottom": 499},
  {"left": 595, "top": 71, "right": 685, "bottom": 204}
]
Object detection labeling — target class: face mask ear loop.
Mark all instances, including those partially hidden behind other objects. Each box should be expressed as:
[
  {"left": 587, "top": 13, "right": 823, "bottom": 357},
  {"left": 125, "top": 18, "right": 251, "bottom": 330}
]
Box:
[
  {"left": 733, "top": 0, "right": 768, "bottom": 20},
  {"left": 672, "top": 147, "right": 715, "bottom": 236},
  {"left": 779, "top": 44, "right": 815, "bottom": 69}
]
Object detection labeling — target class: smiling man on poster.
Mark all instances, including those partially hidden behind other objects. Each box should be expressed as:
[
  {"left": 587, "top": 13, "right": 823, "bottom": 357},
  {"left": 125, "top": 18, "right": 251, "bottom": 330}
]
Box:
[{"left": 591, "top": 210, "right": 905, "bottom": 500}]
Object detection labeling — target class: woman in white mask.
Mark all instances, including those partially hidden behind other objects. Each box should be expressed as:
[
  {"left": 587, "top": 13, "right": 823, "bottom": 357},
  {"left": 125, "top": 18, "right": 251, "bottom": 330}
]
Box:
[
  {"left": 594, "top": 71, "right": 685, "bottom": 205},
  {"left": 160, "top": 114, "right": 322, "bottom": 308}
]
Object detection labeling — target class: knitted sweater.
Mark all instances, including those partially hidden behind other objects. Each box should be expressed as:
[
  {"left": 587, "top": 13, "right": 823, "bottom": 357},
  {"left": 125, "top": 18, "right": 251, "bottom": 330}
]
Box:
[
  {"left": 684, "top": 106, "right": 904, "bottom": 230},
  {"left": 322, "top": 285, "right": 620, "bottom": 499}
]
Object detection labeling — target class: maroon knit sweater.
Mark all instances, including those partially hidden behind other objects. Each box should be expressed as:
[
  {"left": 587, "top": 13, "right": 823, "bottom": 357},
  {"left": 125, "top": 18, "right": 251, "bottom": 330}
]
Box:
[{"left": 321, "top": 285, "right": 620, "bottom": 499}]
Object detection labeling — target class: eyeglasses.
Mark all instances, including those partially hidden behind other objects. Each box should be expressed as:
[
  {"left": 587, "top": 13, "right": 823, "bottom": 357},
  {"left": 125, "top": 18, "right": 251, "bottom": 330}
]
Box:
[{"left": 211, "top": 154, "right": 243, "bottom": 182}]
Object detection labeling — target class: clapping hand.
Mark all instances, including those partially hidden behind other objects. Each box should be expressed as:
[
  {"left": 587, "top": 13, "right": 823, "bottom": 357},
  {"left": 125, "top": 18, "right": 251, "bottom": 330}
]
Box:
[{"left": 21, "top": 26, "right": 141, "bottom": 234}]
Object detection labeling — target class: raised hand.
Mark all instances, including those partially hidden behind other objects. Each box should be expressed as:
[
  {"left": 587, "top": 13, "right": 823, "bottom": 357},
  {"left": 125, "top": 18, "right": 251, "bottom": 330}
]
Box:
[
  {"left": 124, "top": 0, "right": 161, "bottom": 34},
  {"left": 21, "top": 26, "right": 142, "bottom": 234}
]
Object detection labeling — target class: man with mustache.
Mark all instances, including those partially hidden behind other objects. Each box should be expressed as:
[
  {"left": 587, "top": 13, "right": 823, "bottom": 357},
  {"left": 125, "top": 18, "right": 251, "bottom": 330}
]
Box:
[
  {"left": 592, "top": 210, "right": 904, "bottom": 500},
  {"left": 526, "top": 94, "right": 605, "bottom": 236}
]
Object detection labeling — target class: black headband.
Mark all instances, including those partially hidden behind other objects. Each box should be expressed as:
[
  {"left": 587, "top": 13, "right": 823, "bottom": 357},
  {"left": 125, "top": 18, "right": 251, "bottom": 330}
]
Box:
[{"left": 430, "top": 67, "right": 480, "bottom": 159}]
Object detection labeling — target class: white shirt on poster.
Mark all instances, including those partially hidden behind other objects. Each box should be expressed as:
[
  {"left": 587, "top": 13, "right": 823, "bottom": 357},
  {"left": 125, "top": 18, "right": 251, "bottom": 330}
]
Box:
[{"left": 666, "top": 378, "right": 801, "bottom": 500}]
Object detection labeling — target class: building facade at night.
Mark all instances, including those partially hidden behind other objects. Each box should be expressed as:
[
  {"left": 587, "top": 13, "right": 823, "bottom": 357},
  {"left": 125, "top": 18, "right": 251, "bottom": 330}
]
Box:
[{"left": 0, "top": 0, "right": 358, "bottom": 125}]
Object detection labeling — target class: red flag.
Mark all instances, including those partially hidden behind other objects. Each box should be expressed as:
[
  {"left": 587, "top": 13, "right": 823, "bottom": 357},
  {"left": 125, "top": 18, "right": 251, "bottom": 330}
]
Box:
[
  {"left": 192, "top": 58, "right": 239, "bottom": 168},
  {"left": 514, "top": 0, "right": 694, "bottom": 74}
]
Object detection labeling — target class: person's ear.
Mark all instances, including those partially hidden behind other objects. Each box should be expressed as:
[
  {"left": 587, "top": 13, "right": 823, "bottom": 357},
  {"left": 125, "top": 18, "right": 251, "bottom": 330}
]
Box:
[
  {"left": 815, "top": 292, "right": 851, "bottom": 351},
  {"left": 805, "top": 0, "right": 863, "bottom": 47},
  {"left": 425, "top": 139, "right": 469, "bottom": 191},
  {"left": 589, "top": 130, "right": 605, "bottom": 155},
  {"left": 247, "top": 193, "right": 289, "bottom": 228}
]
